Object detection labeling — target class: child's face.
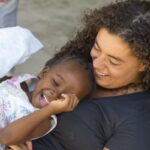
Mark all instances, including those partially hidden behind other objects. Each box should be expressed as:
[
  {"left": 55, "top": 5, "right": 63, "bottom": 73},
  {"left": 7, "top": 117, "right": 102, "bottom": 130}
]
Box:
[{"left": 31, "top": 61, "right": 92, "bottom": 108}]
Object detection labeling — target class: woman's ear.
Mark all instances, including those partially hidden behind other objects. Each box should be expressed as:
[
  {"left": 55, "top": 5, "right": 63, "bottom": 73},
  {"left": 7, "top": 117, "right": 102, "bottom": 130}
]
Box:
[
  {"left": 139, "top": 60, "right": 149, "bottom": 72},
  {"left": 38, "top": 66, "right": 50, "bottom": 79}
]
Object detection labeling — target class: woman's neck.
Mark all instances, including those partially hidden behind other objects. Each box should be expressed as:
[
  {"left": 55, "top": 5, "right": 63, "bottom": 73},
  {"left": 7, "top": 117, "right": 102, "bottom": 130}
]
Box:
[{"left": 91, "top": 84, "right": 145, "bottom": 98}]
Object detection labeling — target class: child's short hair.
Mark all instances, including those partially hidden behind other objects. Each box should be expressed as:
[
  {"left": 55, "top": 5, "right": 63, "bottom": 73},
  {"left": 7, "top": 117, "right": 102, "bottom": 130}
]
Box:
[{"left": 45, "top": 53, "right": 96, "bottom": 100}]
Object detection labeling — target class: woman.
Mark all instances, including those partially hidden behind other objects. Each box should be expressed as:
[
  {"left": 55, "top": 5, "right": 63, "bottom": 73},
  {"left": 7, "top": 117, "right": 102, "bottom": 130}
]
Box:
[{"left": 14, "top": 0, "right": 150, "bottom": 150}]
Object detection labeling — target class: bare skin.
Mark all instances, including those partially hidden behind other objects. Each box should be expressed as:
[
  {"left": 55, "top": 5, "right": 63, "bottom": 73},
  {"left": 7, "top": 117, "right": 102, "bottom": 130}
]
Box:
[
  {"left": 6, "top": 142, "right": 32, "bottom": 150},
  {"left": 0, "top": 59, "right": 92, "bottom": 148},
  {"left": 91, "top": 28, "right": 146, "bottom": 90},
  {"left": 7, "top": 144, "right": 110, "bottom": 150},
  {"left": 0, "top": 94, "right": 79, "bottom": 145},
  {"left": 103, "top": 148, "right": 110, "bottom": 150},
  {"left": 8, "top": 28, "right": 147, "bottom": 150}
]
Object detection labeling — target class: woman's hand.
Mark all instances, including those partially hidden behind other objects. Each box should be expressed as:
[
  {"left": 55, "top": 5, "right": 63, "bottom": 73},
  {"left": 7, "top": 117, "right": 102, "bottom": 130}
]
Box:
[
  {"left": 103, "top": 147, "right": 110, "bottom": 150},
  {"left": 6, "top": 142, "right": 32, "bottom": 150},
  {"left": 6, "top": 141, "right": 32, "bottom": 150}
]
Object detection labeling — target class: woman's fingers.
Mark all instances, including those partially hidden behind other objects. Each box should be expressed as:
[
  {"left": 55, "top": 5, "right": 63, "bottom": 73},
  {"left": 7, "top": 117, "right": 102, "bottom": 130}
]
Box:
[
  {"left": 7, "top": 145, "right": 22, "bottom": 150},
  {"left": 8, "top": 141, "right": 32, "bottom": 150},
  {"left": 25, "top": 141, "right": 32, "bottom": 150}
]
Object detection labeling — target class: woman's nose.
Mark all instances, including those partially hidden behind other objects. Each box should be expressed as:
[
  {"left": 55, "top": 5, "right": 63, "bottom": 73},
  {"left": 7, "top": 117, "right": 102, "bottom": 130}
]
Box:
[{"left": 93, "top": 55, "right": 106, "bottom": 69}]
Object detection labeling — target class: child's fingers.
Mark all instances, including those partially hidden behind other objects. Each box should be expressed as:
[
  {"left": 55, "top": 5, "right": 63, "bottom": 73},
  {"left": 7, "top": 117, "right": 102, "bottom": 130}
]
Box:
[
  {"left": 61, "top": 93, "right": 68, "bottom": 100},
  {"left": 61, "top": 93, "right": 79, "bottom": 110},
  {"left": 48, "top": 93, "right": 79, "bottom": 113},
  {"left": 72, "top": 94, "right": 79, "bottom": 107},
  {"left": 69, "top": 94, "right": 79, "bottom": 109}
]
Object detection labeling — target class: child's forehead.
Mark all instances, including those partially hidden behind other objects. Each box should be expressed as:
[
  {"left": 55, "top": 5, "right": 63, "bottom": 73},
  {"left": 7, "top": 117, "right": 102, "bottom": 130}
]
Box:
[
  {"left": 50, "top": 59, "right": 89, "bottom": 78},
  {"left": 52, "top": 59, "right": 82, "bottom": 70}
]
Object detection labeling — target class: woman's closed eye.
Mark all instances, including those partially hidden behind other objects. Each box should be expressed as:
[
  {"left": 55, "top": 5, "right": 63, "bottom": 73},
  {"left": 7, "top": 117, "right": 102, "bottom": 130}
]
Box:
[
  {"left": 93, "top": 43, "right": 100, "bottom": 51},
  {"left": 109, "top": 58, "right": 120, "bottom": 66}
]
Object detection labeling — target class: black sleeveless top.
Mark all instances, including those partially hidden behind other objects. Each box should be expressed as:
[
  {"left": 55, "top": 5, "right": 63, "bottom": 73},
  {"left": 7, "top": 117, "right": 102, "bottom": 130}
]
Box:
[{"left": 33, "top": 90, "right": 150, "bottom": 150}]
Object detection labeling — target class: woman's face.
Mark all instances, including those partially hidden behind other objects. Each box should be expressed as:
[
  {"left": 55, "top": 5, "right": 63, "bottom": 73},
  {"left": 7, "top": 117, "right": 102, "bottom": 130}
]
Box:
[{"left": 90, "top": 28, "right": 145, "bottom": 89}]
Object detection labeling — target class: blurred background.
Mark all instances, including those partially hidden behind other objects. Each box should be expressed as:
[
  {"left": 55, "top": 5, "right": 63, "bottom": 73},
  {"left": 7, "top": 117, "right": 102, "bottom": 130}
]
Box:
[{"left": 14, "top": 0, "right": 115, "bottom": 75}]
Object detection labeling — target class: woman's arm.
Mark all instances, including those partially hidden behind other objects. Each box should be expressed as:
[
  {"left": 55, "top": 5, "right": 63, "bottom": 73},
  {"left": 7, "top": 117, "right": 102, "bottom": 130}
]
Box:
[
  {"left": 6, "top": 141, "right": 32, "bottom": 150},
  {"left": 0, "top": 94, "right": 79, "bottom": 145}
]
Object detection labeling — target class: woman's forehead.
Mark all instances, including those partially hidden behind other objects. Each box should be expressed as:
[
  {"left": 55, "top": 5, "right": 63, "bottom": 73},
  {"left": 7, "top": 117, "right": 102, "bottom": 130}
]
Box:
[{"left": 96, "top": 28, "right": 134, "bottom": 57}]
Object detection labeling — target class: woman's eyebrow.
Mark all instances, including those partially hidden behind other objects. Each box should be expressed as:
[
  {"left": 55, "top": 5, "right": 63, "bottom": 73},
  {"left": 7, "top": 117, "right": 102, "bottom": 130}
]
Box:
[
  {"left": 108, "top": 55, "right": 125, "bottom": 62},
  {"left": 95, "top": 39, "right": 124, "bottom": 62}
]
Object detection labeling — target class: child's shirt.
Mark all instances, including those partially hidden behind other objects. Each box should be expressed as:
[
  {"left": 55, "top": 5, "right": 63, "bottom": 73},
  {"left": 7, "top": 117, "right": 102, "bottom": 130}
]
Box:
[{"left": 0, "top": 74, "right": 57, "bottom": 150}]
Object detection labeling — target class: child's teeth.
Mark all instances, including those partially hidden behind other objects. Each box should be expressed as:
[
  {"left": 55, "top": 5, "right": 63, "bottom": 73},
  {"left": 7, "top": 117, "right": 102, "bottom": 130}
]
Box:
[{"left": 43, "top": 94, "right": 49, "bottom": 104}]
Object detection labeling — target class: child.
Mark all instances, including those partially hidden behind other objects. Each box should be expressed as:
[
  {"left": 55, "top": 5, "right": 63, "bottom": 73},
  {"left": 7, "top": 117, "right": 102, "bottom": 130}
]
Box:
[{"left": 0, "top": 54, "right": 95, "bottom": 150}]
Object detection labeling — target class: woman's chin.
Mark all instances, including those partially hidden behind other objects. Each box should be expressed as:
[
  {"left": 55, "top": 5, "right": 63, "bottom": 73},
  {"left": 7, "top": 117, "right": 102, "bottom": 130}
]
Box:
[{"left": 96, "top": 79, "right": 109, "bottom": 88}]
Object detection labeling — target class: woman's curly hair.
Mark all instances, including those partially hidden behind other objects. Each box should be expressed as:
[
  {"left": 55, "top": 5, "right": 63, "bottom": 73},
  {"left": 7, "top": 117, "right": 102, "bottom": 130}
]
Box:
[{"left": 51, "top": 0, "right": 150, "bottom": 89}]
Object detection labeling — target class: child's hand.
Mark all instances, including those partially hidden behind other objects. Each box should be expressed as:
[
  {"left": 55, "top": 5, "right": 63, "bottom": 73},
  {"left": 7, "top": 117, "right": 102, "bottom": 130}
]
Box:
[{"left": 48, "top": 93, "right": 79, "bottom": 114}]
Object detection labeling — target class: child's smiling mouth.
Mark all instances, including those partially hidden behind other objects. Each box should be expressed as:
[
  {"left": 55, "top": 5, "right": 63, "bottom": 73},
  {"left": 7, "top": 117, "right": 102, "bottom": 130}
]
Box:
[{"left": 39, "top": 93, "right": 49, "bottom": 107}]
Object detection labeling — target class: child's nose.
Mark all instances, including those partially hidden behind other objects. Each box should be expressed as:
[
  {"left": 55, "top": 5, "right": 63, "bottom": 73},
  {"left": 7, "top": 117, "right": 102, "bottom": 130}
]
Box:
[{"left": 44, "top": 90, "right": 61, "bottom": 101}]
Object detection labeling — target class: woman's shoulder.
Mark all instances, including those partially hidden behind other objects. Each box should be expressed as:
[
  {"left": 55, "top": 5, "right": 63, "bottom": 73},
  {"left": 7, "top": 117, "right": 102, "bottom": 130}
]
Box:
[
  {"left": 88, "top": 90, "right": 150, "bottom": 114},
  {"left": 91, "top": 90, "right": 150, "bottom": 104}
]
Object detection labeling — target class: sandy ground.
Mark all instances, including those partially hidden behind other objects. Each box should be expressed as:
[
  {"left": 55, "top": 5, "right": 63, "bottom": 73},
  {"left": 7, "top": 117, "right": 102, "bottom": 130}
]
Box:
[{"left": 14, "top": 0, "right": 115, "bottom": 75}]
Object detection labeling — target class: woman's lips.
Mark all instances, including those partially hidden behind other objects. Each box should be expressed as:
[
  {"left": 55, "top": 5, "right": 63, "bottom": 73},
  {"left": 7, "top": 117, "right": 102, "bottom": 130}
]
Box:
[
  {"left": 95, "top": 71, "right": 108, "bottom": 78},
  {"left": 39, "top": 94, "right": 49, "bottom": 107}
]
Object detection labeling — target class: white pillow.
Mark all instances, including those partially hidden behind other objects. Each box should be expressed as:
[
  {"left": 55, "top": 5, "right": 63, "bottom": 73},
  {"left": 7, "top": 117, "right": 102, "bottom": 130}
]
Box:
[{"left": 0, "top": 26, "right": 43, "bottom": 78}]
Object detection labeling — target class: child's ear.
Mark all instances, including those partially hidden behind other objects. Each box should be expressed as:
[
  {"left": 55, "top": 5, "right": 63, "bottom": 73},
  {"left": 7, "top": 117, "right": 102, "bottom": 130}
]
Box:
[
  {"left": 38, "top": 66, "right": 50, "bottom": 79},
  {"left": 139, "top": 60, "right": 149, "bottom": 72}
]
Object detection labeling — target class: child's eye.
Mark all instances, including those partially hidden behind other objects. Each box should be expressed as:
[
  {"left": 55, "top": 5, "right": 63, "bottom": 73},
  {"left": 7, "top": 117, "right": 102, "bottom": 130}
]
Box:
[{"left": 52, "top": 79, "right": 60, "bottom": 87}]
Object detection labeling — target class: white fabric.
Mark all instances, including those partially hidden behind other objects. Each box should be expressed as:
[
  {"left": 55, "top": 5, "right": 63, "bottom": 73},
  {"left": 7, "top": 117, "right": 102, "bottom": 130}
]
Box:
[
  {"left": 0, "top": 26, "right": 43, "bottom": 78},
  {"left": 0, "top": 74, "right": 57, "bottom": 150},
  {"left": 32, "top": 115, "right": 57, "bottom": 141}
]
